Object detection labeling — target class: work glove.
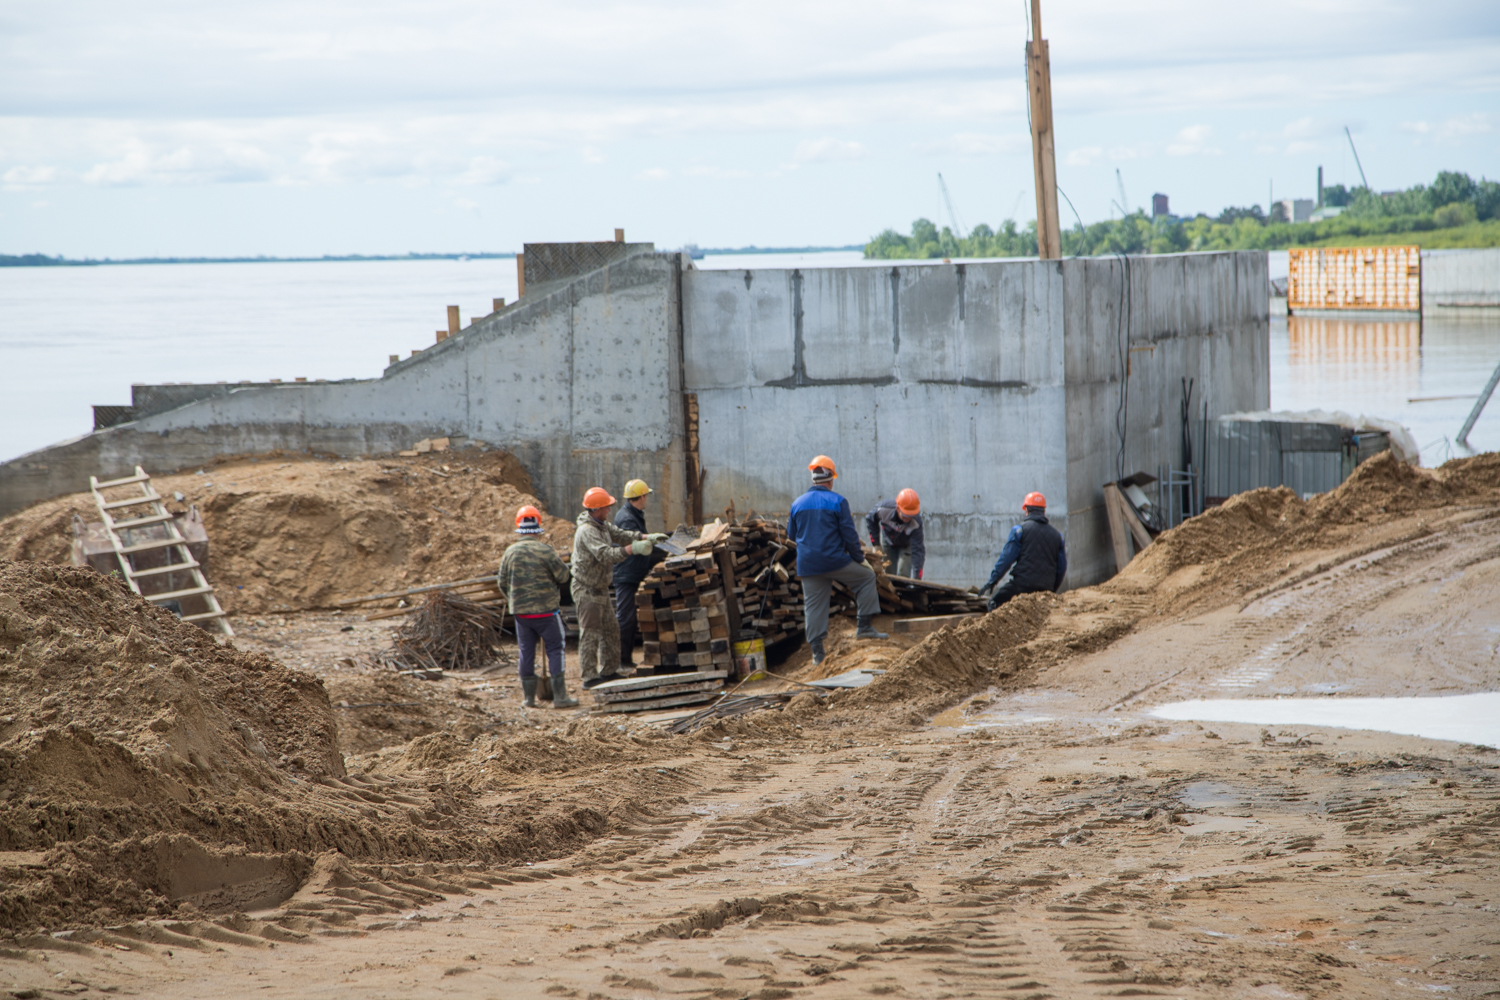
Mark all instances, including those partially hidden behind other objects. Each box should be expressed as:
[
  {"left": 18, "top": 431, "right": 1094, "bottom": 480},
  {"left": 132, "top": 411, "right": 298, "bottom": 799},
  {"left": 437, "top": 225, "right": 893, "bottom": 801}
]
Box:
[
  {"left": 629, "top": 540, "right": 654, "bottom": 556},
  {"left": 647, "top": 533, "right": 670, "bottom": 542}
]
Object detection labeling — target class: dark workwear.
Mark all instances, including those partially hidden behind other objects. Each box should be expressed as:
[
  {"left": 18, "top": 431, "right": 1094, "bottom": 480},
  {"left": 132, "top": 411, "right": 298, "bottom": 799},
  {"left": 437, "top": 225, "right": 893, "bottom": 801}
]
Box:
[
  {"left": 984, "top": 510, "right": 1067, "bottom": 604},
  {"left": 612, "top": 503, "right": 655, "bottom": 587},
  {"left": 864, "top": 499, "right": 925, "bottom": 577},
  {"left": 614, "top": 579, "right": 639, "bottom": 668},
  {"left": 514, "top": 610, "right": 566, "bottom": 681},
  {"left": 788, "top": 484, "right": 866, "bottom": 577}
]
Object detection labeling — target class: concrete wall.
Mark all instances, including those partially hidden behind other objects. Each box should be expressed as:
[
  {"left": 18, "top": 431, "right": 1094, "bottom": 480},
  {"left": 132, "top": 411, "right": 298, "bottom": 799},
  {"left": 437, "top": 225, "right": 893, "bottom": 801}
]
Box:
[
  {"left": 683, "top": 251, "right": 1267, "bottom": 588},
  {"left": 1061, "top": 252, "right": 1270, "bottom": 584},
  {"left": 1424, "top": 248, "right": 1500, "bottom": 311},
  {"left": 683, "top": 260, "right": 1068, "bottom": 587},
  {"left": 0, "top": 252, "right": 691, "bottom": 532}
]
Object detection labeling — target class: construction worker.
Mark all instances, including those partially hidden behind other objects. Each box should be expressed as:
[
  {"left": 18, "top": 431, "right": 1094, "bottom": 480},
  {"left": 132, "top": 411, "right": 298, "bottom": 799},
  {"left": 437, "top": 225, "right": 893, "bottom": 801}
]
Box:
[
  {"left": 788, "top": 455, "right": 888, "bottom": 665},
  {"left": 864, "top": 488, "right": 925, "bottom": 580},
  {"left": 496, "top": 506, "right": 577, "bottom": 709},
  {"left": 613, "top": 478, "right": 662, "bottom": 672},
  {"left": 572, "top": 486, "right": 666, "bottom": 688},
  {"left": 980, "top": 491, "right": 1067, "bottom": 611}
]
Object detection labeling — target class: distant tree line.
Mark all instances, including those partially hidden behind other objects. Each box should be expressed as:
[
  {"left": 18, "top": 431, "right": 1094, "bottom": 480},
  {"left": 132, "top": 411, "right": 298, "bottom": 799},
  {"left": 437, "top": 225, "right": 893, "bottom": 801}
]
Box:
[{"left": 866, "top": 169, "right": 1500, "bottom": 259}]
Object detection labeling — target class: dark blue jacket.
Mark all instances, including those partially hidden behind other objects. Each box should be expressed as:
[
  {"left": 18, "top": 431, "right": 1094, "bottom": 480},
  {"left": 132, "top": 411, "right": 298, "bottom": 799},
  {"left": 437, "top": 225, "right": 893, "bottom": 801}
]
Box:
[
  {"left": 613, "top": 502, "right": 654, "bottom": 587},
  {"left": 985, "top": 512, "right": 1067, "bottom": 592},
  {"left": 863, "top": 499, "right": 925, "bottom": 574},
  {"left": 788, "top": 485, "right": 866, "bottom": 577}
]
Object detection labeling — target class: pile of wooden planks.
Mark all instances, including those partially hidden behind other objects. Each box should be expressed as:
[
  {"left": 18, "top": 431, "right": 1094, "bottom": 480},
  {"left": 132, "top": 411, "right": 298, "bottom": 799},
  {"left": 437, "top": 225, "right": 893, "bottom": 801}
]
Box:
[
  {"left": 589, "top": 670, "right": 730, "bottom": 714},
  {"left": 638, "top": 551, "right": 738, "bottom": 671},
  {"left": 723, "top": 520, "right": 807, "bottom": 645}
]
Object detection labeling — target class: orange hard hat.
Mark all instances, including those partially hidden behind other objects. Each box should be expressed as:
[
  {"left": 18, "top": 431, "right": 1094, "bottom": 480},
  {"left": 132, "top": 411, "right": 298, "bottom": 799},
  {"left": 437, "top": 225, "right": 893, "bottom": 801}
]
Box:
[
  {"left": 808, "top": 455, "right": 837, "bottom": 479},
  {"left": 515, "top": 505, "right": 543, "bottom": 533},
  {"left": 583, "top": 486, "right": 617, "bottom": 509},
  {"left": 895, "top": 488, "right": 921, "bottom": 516},
  {"left": 1022, "top": 491, "right": 1046, "bottom": 510}
]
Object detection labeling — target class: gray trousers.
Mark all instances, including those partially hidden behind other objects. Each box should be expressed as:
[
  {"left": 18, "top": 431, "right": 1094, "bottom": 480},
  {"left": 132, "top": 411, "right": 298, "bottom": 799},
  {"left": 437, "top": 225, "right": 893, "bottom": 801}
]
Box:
[
  {"left": 880, "top": 542, "right": 912, "bottom": 578},
  {"left": 800, "top": 559, "right": 882, "bottom": 645}
]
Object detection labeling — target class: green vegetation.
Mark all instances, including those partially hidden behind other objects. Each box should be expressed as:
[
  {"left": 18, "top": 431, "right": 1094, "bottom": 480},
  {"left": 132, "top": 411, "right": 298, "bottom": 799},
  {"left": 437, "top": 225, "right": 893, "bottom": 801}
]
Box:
[{"left": 866, "top": 170, "right": 1500, "bottom": 259}]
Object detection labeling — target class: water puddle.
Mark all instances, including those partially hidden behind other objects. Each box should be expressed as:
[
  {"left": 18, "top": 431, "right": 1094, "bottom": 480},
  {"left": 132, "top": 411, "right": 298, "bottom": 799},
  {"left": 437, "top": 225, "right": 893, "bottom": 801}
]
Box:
[{"left": 1150, "top": 692, "right": 1500, "bottom": 746}]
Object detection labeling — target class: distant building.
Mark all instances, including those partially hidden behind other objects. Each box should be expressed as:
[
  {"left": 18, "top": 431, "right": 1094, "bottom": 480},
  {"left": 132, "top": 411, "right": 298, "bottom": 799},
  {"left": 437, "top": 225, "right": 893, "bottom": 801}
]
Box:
[
  {"left": 1309, "top": 205, "right": 1344, "bottom": 223},
  {"left": 1274, "top": 198, "right": 1315, "bottom": 224},
  {"left": 1152, "top": 193, "right": 1170, "bottom": 218}
]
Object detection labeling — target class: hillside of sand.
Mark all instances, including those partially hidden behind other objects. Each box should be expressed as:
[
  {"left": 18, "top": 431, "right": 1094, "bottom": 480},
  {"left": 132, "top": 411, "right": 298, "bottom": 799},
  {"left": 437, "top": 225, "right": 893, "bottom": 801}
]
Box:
[
  {"left": 0, "top": 450, "right": 1496, "bottom": 998},
  {"left": 0, "top": 449, "right": 573, "bottom": 615}
]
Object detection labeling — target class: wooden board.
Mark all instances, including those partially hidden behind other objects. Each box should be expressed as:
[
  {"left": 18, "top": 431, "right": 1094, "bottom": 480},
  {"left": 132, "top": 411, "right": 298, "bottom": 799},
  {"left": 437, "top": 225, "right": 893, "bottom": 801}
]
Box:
[
  {"left": 592, "top": 690, "right": 720, "bottom": 714},
  {"left": 892, "top": 613, "right": 982, "bottom": 634},
  {"left": 593, "top": 677, "right": 727, "bottom": 703},
  {"left": 588, "top": 669, "right": 729, "bottom": 695}
]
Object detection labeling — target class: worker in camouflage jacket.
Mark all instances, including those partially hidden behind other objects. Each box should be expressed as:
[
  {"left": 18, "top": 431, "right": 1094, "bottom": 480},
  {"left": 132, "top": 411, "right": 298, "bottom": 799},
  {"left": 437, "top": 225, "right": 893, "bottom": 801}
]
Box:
[
  {"left": 572, "top": 486, "right": 666, "bottom": 687},
  {"left": 497, "top": 505, "right": 577, "bottom": 709}
]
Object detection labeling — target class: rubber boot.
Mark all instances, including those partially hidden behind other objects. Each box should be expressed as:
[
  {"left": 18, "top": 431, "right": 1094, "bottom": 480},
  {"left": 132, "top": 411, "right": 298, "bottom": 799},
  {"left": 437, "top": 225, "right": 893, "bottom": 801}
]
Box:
[
  {"left": 521, "top": 677, "right": 538, "bottom": 708},
  {"left": 550, "top": 673, "right": 579, "bottom": 709},
  {"left": 855, "top": 616, "right": 889, "bottom": 640},
  {"left": 810, "top": 638, "right": 826, "bottom": 665}
]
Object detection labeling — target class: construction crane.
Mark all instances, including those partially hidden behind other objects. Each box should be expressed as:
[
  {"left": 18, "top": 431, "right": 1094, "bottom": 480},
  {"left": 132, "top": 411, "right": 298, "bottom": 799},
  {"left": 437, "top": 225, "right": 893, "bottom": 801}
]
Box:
[
  {"left": 1344, "top": 126, "right": 1371, "bottom": 191},
  {"left": 938, "top": 173, "right": 966, "bottom": 239},
  {"left": 1111, "top": 168, "right": 1130, "bottom": 218}
]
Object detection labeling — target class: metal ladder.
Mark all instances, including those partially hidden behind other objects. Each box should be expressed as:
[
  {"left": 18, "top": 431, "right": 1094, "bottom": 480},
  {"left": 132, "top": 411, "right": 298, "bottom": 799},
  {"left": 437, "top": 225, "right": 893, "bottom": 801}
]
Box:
[{"left": 89, "top": 466, "right": 233, "bottom": 636}]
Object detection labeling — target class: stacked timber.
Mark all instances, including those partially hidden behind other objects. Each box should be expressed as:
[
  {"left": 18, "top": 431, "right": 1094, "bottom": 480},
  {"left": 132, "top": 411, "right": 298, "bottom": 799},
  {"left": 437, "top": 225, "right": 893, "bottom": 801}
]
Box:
[
  {"left": 724, "top": 520, "right": 807, "bottom": 645},
  {"left": 590, "top": 670, "right": 730, "bottom": 714},
  {"left": 637, "top": 551, "right": 738, "bottom": 671}
]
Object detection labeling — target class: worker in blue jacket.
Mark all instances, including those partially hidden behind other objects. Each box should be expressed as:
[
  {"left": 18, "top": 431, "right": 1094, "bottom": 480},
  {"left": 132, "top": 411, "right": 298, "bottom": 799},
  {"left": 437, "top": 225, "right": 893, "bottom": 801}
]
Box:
[
  {"left": 981, "top": 491, "right": 1067, "bottom": 611},
  {"left": 788, "top": 455, "right": 887, "bottom": 664}
]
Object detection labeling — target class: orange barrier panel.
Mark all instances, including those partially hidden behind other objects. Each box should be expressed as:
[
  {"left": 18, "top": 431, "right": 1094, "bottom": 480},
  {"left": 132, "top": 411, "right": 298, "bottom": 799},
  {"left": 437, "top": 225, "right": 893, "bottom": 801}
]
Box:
[{"left": 1287, "top": 245, "right": 1421, "bottom": 312}]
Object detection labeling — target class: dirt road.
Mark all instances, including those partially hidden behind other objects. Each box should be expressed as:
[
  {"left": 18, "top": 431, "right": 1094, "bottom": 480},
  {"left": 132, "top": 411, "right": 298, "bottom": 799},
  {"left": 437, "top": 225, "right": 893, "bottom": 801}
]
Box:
[{"left": 1, "top": 454, "right": 1497, "bottom": 998}]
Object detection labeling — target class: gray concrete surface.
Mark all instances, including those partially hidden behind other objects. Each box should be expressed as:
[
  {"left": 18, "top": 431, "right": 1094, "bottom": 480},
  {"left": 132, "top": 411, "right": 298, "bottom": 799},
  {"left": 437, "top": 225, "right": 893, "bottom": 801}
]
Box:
[
  {"left": 1424, "top": 248, "right": 1500, "bottom": 311},
  {"left": 1, "top": 247, "right": 1268, "bottom": 588}
]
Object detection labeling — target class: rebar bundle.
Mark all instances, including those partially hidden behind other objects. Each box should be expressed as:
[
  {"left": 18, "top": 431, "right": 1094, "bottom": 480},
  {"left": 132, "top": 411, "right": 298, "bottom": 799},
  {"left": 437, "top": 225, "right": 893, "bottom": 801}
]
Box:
[{"left": 385, "top": 590, "right": 510, "bottom": 673}]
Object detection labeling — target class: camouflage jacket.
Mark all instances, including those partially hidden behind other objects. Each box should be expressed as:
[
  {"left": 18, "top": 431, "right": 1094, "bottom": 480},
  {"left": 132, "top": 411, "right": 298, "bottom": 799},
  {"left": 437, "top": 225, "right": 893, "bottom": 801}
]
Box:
[
  {"left": 497, "top": 539, "right": 570, "bottom": 615},
  {"left": 571, "top": 509, "right": 642, "bottom": 594}
]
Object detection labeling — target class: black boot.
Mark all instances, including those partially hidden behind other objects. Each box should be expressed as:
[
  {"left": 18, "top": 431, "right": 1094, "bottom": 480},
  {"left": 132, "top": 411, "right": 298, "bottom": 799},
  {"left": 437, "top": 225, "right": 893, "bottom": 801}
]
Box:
[
  {"left": 550, "top": 673, "right": 579, "bottom": 708},
  {"left": 521, "top": 676, "right": 538, "bottom": 708},
  {"left": 810, "top": 638, "right": 826, "bottom": 665},
  {"left": 855, "top": 616, "right": 889, "bottom": 640}
]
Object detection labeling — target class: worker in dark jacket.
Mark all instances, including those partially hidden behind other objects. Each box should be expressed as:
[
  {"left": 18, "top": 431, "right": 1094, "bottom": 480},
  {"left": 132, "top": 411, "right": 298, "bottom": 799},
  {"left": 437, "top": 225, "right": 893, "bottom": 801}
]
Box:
[
  {"left": 864, "top": 488, "right": 925, "bottom": 579},
  {"left": 981, "top": 491, "right": 1067, "bottom": 611},
  {"left": 788, "top": 455, "right": 887, "bottom": 665},
  {"left": 613, "top": 478, "right": 662, "bottom": 671}
]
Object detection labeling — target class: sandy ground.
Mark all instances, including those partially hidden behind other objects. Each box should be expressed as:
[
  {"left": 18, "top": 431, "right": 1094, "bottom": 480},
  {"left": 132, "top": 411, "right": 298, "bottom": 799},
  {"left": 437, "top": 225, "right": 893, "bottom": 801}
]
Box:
[{"left": 1, "top": 455, "right": 1497, "bottom": 999}]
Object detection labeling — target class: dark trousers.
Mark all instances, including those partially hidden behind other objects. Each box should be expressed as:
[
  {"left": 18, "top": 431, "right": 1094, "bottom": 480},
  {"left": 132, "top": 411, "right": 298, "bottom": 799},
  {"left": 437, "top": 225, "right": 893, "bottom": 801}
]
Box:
[
  {"left": 515, "top": 612, "right": 565, "bottom": 679},
  {"left": 615, "top": 581, "right": 641, "bottom": 667},
  {"left": 987, "top": 578, "right": 1048, "bottom": 611}
]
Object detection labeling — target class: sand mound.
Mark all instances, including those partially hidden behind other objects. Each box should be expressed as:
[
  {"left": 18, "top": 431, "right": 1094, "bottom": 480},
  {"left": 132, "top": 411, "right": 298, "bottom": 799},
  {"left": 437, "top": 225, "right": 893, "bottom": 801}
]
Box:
[{"left": 0, "top": 449, "right": 572, "bottom": 615}]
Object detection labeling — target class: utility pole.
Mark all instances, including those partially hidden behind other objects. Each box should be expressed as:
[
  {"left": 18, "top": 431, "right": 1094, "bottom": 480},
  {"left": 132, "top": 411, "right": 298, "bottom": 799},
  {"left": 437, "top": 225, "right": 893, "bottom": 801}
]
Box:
[{"left": 1026, "top": 0, "right": 1061, "bottom": 259}]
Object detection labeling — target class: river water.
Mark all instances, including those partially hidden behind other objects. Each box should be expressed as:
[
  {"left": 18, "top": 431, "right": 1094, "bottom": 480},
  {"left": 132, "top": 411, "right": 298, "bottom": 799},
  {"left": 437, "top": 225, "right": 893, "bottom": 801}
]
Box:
[{"left": 1, "top": 252, "right": 1497, "bottom": 465}]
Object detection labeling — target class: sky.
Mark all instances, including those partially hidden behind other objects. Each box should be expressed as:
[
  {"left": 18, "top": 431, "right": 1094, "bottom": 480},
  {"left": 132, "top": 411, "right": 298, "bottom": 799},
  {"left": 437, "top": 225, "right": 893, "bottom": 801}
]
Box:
[{"left": 2, "top": 0, "right": 1498, "bottom": 257}]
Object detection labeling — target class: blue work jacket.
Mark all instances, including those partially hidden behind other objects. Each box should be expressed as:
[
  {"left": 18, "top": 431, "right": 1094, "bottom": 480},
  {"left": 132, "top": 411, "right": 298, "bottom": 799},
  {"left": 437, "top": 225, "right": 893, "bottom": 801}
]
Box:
[{"left": 788, "top": 485, "right": 866, "bottom": 577}]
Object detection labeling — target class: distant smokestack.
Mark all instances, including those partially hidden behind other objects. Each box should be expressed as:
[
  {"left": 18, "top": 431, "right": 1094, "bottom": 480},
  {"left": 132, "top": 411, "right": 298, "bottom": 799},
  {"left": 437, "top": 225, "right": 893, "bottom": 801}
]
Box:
[{"left": 1317, "top": 166, "right": 1324, "bottom": 207}]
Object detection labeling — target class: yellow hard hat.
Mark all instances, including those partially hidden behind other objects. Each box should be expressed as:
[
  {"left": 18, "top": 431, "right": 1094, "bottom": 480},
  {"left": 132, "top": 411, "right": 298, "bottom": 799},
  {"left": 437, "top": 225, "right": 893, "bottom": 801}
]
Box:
[{"left": 623, "top": 479, "right": 653, "bottom": 499}]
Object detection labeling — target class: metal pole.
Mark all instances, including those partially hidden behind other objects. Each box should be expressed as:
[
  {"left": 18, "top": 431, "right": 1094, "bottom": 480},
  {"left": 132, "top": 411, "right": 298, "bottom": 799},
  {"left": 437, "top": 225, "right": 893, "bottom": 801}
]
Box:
[{"left": 1457, "top": 357, "right": 1500, "bottom": 445}]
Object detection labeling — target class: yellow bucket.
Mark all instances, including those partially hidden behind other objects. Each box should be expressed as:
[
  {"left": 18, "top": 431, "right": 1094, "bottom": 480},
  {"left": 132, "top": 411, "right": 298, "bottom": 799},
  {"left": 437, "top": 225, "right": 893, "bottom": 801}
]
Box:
[{"left": 731, "top": 635, "right": 767, "bottom": 680}]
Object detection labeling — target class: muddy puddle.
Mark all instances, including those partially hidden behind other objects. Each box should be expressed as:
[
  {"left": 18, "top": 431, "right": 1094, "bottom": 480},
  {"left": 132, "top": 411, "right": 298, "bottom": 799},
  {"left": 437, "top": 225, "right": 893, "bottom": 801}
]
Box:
[{"left": 1150, "top": 691, "right": 1500, "bottom": 746}]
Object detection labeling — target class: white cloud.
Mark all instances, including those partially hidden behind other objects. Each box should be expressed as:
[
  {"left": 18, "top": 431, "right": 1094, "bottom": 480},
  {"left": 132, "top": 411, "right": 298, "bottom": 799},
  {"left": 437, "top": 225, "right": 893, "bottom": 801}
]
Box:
[
  {"left": 453, "top": 156, "right": 510, "bottom": 185},
  {"left": 681, "top": 165, "right": 752, "bottom": 180},
  {"left": 1401, "top": 114, "right": 1494, "bottom": 143},
  {"left": 1066, "top": 145, "right": 1103, "bottom": 167},
  {"left": 1166, "top": 125, "right": 1221, "bottom": 157},
  {"left": 2, "top": 165, "right": 55, "bottom": 188},
  {"left": 792, "top": 138, "right": 867, "bottom": 163},
  {"left": 635, "top": 167, "right": 671, "bottom": 181},
  {"left": 917, "top": 132, "right": 1028, "bottom": 157}
]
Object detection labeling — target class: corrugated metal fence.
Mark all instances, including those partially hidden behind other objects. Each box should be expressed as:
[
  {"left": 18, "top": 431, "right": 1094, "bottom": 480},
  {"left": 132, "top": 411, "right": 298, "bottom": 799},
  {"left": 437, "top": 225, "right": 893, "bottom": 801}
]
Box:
[
  {"left": 1288, "top": 246, "right": 1421, "bottom": 312},
  {"left": 1205, "top": 419, "right": 1389, "bottom": 501}
]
